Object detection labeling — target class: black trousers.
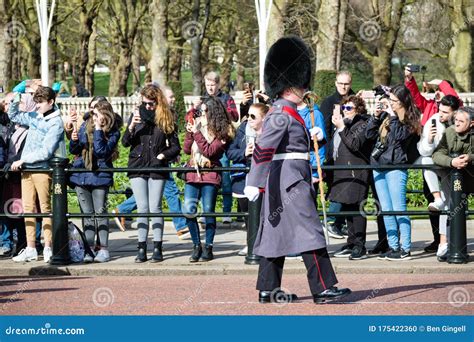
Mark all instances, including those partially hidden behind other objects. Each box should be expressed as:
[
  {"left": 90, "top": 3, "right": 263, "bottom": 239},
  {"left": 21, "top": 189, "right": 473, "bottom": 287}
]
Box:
[
  {"left": 256, "top": 248, "right": 338, "bottom": 295},
  {"left": 369, "top": 178, "right": 388, "bottom": 248},
  {"left": 423, "top": 178, "right": 440, "bottom": 243},
  {"left": 343, "top": 204, "right": 367, "bottom": 248}
]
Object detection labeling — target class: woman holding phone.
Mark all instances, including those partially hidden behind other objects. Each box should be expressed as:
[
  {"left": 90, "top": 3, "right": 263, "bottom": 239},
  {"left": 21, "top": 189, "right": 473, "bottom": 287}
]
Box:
[
  {"left": 365, "top": 85, "right": 421, "bottom": 261},
  {"left": 122, "top": 84, "right": 181, "bottom": 263},
  {"left": 227, "top": 103, "right": 269, "bottom": 255}
]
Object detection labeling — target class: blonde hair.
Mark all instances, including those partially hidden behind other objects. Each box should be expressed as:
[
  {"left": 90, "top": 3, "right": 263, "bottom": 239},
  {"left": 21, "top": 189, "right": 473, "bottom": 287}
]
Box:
[{"left": 140, "top": 84, "right": 175, "bottom": 134}]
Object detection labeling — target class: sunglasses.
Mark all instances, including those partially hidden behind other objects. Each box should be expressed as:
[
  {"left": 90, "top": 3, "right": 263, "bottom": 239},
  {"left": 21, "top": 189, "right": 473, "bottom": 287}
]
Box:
[
  {"left": 142, "top": 101, "right": 157, "bottom": 107},
  {"left": 341, "top": 105, "right": 354, "bottom": 111}
]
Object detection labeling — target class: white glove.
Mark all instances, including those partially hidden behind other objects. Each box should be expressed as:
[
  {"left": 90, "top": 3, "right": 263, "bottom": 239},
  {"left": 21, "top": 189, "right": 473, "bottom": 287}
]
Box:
[
  {"left": 309, "top": 126, "right": 324, "bottom": 141},
  {"left": 244, "top": 186, "right": 260, "bottom": 202}
]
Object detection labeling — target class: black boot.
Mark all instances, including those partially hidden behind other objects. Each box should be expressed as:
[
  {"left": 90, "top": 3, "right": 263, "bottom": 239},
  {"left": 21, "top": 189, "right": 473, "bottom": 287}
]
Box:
[
  {"left": 135, "top": 242, "right": 147, "bottom": 263},
  {"left": 189, "top": 243, "right": 202, "bottom": 263},
  {"left": 201, "top": 244, "right": 213, "bottom": 261},
  {"left": 259, "top": 290, "right": 298, "bottom": 304},
  {"left": 150, "top": 241, "right": 163, "bottom": 263}
]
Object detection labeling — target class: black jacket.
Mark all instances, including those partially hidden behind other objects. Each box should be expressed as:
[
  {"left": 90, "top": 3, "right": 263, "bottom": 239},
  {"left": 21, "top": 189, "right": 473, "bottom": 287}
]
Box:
[
  {"left": 327, "top": 114, "right": 372, "bottom": 204},
  {"left": 365, "top": 113, "right": 420, "bottom": 166},
  {"left": 122, "top": 117, "right": 181, "bottom": 180}
]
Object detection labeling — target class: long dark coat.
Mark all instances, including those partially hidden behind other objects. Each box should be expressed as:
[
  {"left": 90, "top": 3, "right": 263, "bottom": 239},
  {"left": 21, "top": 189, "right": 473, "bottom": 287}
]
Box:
[
  {"left": 246, "top": 98, "right": 326, "bottom": 258},
  {"left": 327, "top": 114, "right": 372, "bottom": 204}
]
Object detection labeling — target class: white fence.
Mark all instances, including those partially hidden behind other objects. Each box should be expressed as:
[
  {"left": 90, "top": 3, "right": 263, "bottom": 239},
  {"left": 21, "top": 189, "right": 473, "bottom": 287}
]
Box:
[{"left": 56, "top": 93, "right": 474, "bottom": 122}]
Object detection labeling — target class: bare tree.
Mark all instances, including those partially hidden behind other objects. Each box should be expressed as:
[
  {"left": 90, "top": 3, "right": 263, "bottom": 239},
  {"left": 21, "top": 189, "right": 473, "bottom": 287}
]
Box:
[
  {"left": 102, "top": 0, "right": 150, "bottom": 96},
  {"left": 188, "top": 0, "right": 211, "bottom": 95},
  {"left": 346, "top": 0, "right": 407, "bottom": 85}
]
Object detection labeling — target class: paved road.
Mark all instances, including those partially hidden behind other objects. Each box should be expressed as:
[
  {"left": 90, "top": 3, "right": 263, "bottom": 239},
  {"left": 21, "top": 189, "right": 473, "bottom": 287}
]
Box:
[{"left": 1, "top": 274, "right": 472, "bottom": 315}]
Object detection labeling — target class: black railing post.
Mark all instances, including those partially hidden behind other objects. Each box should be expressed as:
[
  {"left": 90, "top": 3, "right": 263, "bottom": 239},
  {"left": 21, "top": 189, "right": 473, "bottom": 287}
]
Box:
[
  {"left": 50, "top": 157, "right": 71, "bottom": 265},
  {"left": 245, "top": 193, "right": 262, "bottom": 265},
  {"left": 448, "top": 168, "right": 468, "bottom": 264}
]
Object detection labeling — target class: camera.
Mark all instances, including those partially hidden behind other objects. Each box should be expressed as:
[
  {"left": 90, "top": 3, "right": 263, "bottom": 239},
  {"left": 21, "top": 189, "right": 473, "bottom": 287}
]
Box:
[
  {"left": 371, "top": 141, "right": 387, "bottom": 160},
  {"left": 408, "top": 64, "right": 421, "bottom": 73},
  {"left": 194, "top": 96, "right": 209, "bottom": 118}
]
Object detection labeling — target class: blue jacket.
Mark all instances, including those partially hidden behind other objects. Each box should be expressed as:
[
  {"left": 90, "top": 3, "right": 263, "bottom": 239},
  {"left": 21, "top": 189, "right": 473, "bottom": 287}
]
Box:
[
  {"left": 8, "top": 100, "right": 65, "bottom": 169},
  {"left": 297, "top": 104, "right": 326, "bottom": 178},
  {"left": 69, "top": 121, "right": 120, "bottom": 187},
  {"left": 226, "top": 121, "right": 249, "bottom": 195}
]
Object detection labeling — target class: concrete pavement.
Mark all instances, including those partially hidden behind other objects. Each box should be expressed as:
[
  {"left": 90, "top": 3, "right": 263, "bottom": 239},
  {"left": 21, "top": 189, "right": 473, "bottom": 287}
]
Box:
[{"left": 0, "top": 219, "right": 472, "bottom": 276}]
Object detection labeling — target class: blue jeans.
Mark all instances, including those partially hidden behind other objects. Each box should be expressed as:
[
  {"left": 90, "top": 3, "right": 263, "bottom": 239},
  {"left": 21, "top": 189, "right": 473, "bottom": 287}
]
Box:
[
  {"left": 0, "top": 221, "right": 12, "bottom": 249},
  {"left": 117, "top": 195, "right": 137, "bottom": 213},
  {"left": 183, "top": 183, "right": 218, "bottom": 246},
  {"left": 219, "top": 153, "right": 232, "bottom": 213},
  {"left": 163, "top": 176, "right": 188, "bottom": 231},
  {"left": 373, "top": 170, "right": 411, "bottom": 252},
  {"left": 117, "top": 175, "right": 187, "bottom": 232},
  {"left": 327, "top": 201, "right": 346, "bottom": 227}
]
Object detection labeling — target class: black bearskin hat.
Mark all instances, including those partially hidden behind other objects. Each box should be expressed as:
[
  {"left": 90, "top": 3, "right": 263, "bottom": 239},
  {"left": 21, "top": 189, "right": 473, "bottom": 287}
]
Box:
[{"left": 264, "top": 35, "right": 312, "bottom": 99}]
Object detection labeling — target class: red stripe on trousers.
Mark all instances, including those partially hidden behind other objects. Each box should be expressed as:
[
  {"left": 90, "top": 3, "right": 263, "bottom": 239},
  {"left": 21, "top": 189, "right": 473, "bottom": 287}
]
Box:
[{"left": 312, "top": 250, "right": 327, "bottom": 290}]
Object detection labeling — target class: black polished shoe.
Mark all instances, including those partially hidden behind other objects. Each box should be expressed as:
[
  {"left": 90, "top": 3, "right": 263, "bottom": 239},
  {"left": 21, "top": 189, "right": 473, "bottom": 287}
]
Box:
[
  {"left": 150, "top": 241, "right": 163, "bottom": 263},
  {"left": 259, "top": 290, "right": 298, "bottom": 304},
  {"left": 437, "top": 254, "right": 448, "bottom": 262},
  {"left": 424, "top": 240, "right": 439, "bottom": 253},
  {"left": 201, "top": 244, "right": 214, "bottom": 261},
  {"left": 313, "top": 286, "right": 351, "bottom": 304},
  {"left": 135, "top": 242, "right": 147, "bottom": 263},
  {"left": 368, "top": 241, "right": 390, "bottom": 255},
  {"left": 189, "top": 243, "right": 202, "bottom": 263}
]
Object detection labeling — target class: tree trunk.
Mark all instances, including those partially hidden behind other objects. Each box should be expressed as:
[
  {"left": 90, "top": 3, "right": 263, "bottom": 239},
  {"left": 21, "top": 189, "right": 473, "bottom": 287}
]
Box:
[
  {"left": 168, "top": 39, "right": 184, "bottom": 82},
  {"left": 267, "top": 0, "right": 288, "bottom": 47},
  {"left": 131, "top": 36, "right": 141, "bottom": 91},
  {"left": 448, "top": 0, "right": 472, "bottom": 91},
  {"left": 316, "top": 0, "right": 342, "bottom": 71},
  {"left": 77, "top": 6, "right": 93, "bottom": 86},
  {"left": 191, "top": 37, "right": 203, "bottom": 95},
  {"left": 150, "top": 0, "right": 168, "bottom": 85},
  {"left": 85, "top": 26, "right": 97, "bottom": 95},
  {"left": 26, "top": 36, "right": 41, "bottom": 78},
  {"left": 109, "top": 52, "right": 132, "bottom": 96},
  {"left": 372, "top": 47, "right": 392, "bottom": 86},
  {"left": 200, "top": 38, "right": 211, "bottom": 77}
]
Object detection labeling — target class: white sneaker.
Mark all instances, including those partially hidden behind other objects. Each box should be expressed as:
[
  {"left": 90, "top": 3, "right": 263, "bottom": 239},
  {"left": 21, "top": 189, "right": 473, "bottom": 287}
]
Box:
[
  {"left": 436, "top": 243, "right": 448, "bottom": 257},
  {"left": 238, "top": 246, "right": 248, "bottom": 256},
  {"left": 94, "top": 249, "right": 110, "bottom": 263},
  {"left": 222, "top": 216, "right": 232, "bottom": 224},
  {"left": 43, "top": 247, "right": 52, "bottom": 263},
  {"left": 428, "top": 198, "right": 445, "bottom": 212},
  {"left": 0, "top": 246, "right": 12, "bottom": 256},
  {"left": 12, "top": 247, "right": 38, "bottom": 262},
  {"left": 84, "top": 253, "right": 94, "bottom": 263}
]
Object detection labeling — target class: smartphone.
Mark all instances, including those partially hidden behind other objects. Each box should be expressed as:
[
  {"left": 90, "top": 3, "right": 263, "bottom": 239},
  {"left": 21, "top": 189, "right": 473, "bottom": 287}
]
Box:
[
  {"left": 431, "top": 119, "right": 436, "bottom": 127},
  {"left": 408, "top": 64, "right": 421, "bottom": 73},
  {"left": 333, "top": 104, "right": 341, "bottom": 116}
]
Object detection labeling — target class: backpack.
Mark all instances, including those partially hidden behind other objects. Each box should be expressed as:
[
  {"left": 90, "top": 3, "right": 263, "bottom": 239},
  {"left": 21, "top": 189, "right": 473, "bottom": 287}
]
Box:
[{"left": 68, "top": 221, "right": 94, "bottom": 263}]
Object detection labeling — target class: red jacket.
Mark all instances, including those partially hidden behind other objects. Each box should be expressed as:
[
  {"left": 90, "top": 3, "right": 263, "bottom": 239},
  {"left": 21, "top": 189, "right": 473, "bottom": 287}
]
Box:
[
  {"left": 183, "top": 130, "right": 227, "bottom": 185},
  {"left": 405, "top": 77, "right": 462, "bottom": 126}
]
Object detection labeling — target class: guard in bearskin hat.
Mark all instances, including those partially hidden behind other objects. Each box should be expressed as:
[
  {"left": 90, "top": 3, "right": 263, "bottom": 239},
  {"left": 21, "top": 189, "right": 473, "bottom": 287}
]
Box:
[{"left": 244, "top": 35, "right": 351, "bottom": 304}]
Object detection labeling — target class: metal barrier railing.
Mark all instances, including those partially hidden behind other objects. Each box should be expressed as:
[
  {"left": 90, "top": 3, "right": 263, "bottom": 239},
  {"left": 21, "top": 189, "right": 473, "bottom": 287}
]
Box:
[{"left": 1, "top": 159, "right": 471, "bottom": 265}]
